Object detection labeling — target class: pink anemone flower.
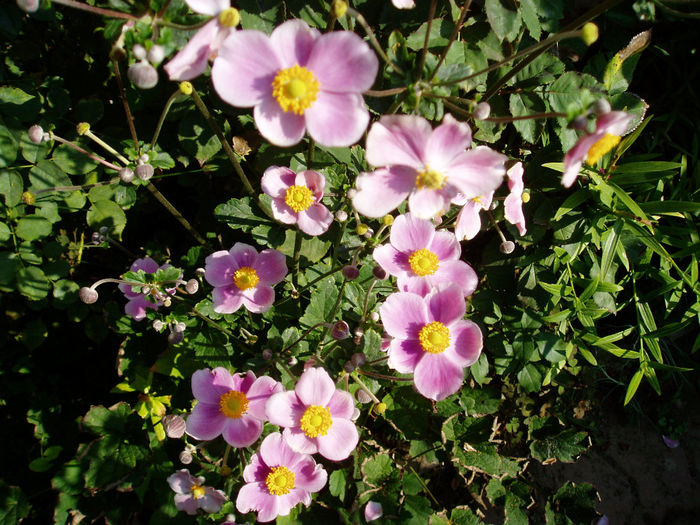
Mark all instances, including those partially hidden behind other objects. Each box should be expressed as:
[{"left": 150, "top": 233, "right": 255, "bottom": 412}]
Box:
[
  {"left": 265, "top": 367, "right": 359, "bottom": 461},
  {"left": 352, "top": 114, "right": 508, "bottom": 219},
  {"left": 236, "top": 432, "right": 327, "bottom": 522},
  {"left": 164, "top": 0, "right": 241, "bottom": 81},
  {"left": 453, "top": 191, "right": 494, "bottom": 241},
  {"left": 211, "top": 19, "right": 378, "bottom": 147},
  {"left": 503, "top": 162, "right": 527, "bottom": 236},
  {"left": 379, "top": 285, "right": 483, "bottom": 401},
  {"left": 119, "top": 257, "right": 177, "bottom": 321},
  {"left": 261, "top": 166, "right": 332, "bottom": 236},
  {"left": 186, "top": 368, "right": 283, "bottom": 447},
  {"left": 167, "top": 469, "right": 227, "bottom": 515},
  {"left": 562, "top": 111, "right": 633, "bottom": 188},
  {"left": 373, "top": 213, "right": 478, "bottom": 297},
  {"left": 204, "top": 243, "right": 287, "bottom": 314}
]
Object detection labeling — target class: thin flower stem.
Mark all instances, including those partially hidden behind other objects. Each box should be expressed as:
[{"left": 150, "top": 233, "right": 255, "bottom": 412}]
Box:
[
  {"left": 222, "top": 444, "right": 231, "bottom": 470},
  {"left": 274, "top": 266, "right": 343, "bottom": 307},
  {"left": 441, "top": 98, "right": 471, "bottom": 118},
  {"left": 50, "top": 134, "right": 121, "bottom": 172},
  {"left": 156, "top": 18, "right": 211, "bottom": 30},
  {"left": 417, "top": 0, "right": 438, "bottom": 79},
  {"left": 347, "top": 7, "right": 405, "bottom": 76},
  {"left": 277, "top": 359, "right": 298, "bottom": 380},
  {"left": 350, "top": 372, "right": 381, "bottom": 403},
  {"left": 150, "top": 90, "right": 181, "bottom": 150},
  {"left": 189, "top": 87, "right": 256, "bottom": 197},
  {"left": 51, "top": 0, "right": 139, "bottom": 20},
  {"left": 292, "top": 229, "right": 303, "bottom": 290},
  {"left": 360, "top": 278, "right": 378, "bottom": 323},
  {"left": 280, "top": 322, "right": 327, "bottom": 355},
  {"left": 145, "top": 182, "right": 208, "bottom": 246},
  {"left": 367, "top": 355, "right": 389, "bottom": 366},
  {"left": 307, "top": 138, "right": 315, "bottom": 169},
  {"left": 34, "top": 177, "right": 120, "bottom": 195},
  {"left": 428, "top": 0, "right": 472, "bottom": 82},
  {"left": 365, "top": 87, "right": 408, "bottom": 97},
  {"left": 83, "top": 130, "right": 130, "bottom": 165},
  {"left": 485, "top": 209, "right": 508, "bottom": 243},
  {"left": 408, "top": 465, "right": 440, "bottom": 507},
  {"left": 111, "top": 57, "right": 140, "bottom": 152},
  {"left": 357, "top": 369, "right": 413, "bottom": 382}
]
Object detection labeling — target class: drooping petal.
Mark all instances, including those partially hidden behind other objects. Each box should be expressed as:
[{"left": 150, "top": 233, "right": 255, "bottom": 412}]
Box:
[
  {"left": 282, "top": 426, "right": 318, "bottom": 455},
  {"left": 185, "top": 0, "right": 228, "bottom": 16},
  {"left": 413, "top": 353, "right": 464, "bottom": 401},
  {"left": 276, "top": 488, "right": 308, "bottom": 517},
  {"left": 229, "top": 242, "right": 259, "bottom": 269},
  {"left": 222, "top": 416, "right": 263, "bottom": 448},
  {"left": 236, "top": 481, "right": 279, "bottom": 523},
  {"left": 266, "top": 391, "right": 306, "bottom": 428},
  {"left": 269, "top": 19, "right": 319, "bottom": 68},
  {"left": 446, "top": 146, "right": 507, "bottom": 199},
  {"left": 317, "top": 418, "right": 359, "bottom": 461},
  {"left": 304, "top": 91, "right": 369, "bottom": 147},
  {"left": 596, "top": 110, "right": 633, "bottom": 136},
  {"left": 211, "top": 285, "right": 244, "bottom": 314},
  {"left": 297, "top": 203, "right": 332, "bottom": 236},
  {"left": 307, "top": 31, "right": 378, "bottom": 93},
  {"left": 372, "top": 244, "right": 410, "bottom": 277},
  {"left": 365, "top": 115, "right": 431, "bottom": 169},
  {"left": 261, "top": 165, "right": 296, "bottom": 199},
  {"left": 246, "top": 376, "right": 284, "bottom": 420},
  {"left": 174, "top": 493, "right": 199, "bottom": 515},
  {"left": 379, "top": 292, "right": 427, "bottom": 339},
  {"left": 392, "top": 0, "right": 415, "bottom": 8},
  {"left": 352, "top": 166, "right": 416, "bottom": 218},
  {"left": 561, "top": 133, "right": 599, "bottom": 188},
  {"left": 447, "top": 320, "right": 482, "bottom": 367},
  {"left": 241, "top": 284, "right": 275, "bottom": 313},
  {"left": 327, "top": 390, "right": 355, "bottom": 419},
  {"left": 295, "top": 367, "right": 336, "bottom": 406},
  {"left": 424, "top": 114, "right": 472, "bottom": 173},
  {"left": 427, "top": 285, "right": 466, "bottom": 325},
  {"left": 163, "top": 19, "right": 219, "bottom": 81},
  {"left": 386, "top": 338, "right": 424, "bottom": 374},
  {"left": 204, "top": 250, "right": 236, "bottom": 287},
  {"left": 408, "top": 187, "right": 452, "bottom": 219},
  {"left": 254, "top": 95, "right": 307, "bottom": 147},
  {"left": 186, "top": 402, "right": 226, "bottom": 441},
  {"left": 254, "top": 249, "right": 287, "bottom": 285},
  {"left": 192, "top": 367, "right": 235, "bottom": 404},
  {"left": 427, "top": 230, "right": 461, "bottom": 261},
  {"left": 389, "top": 213, "right": 435, "bottom": 254},
  {"left": 454, "top": 199, "right": 484, "bottom": 241},
  {"left": 125, "top": 295, "right": 156, "bottom": 321}
]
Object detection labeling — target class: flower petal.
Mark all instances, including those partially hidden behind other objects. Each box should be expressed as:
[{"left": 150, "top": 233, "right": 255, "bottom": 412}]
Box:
[
  {"left": 222, "top": 416, "right": 263, "bottom": 448},
  {"left": 427, "top": 285, "right": 466, "bottom": 324},
  {"left": 408, "top": 187, "right": 452, "bottom": 219},
  {"left": 365, "top": 115, "right": 431, "bottom": 169},
  {"left": 317, "top": 418, "right": 359, "bottom": 461},
  {"left": 241, "top": 284, "right": 275, "bottom": 313},
  {"left": 125, "top": 296, "right": 156, "bottom": 321},
  {"left": 379, "top": 291, "right": 427, "bottom": 339},
  {"left": 307, "top": 31, "right": 378, "bottom": 93},
  {"left": 261, "top": 165, "right": 296, "bottom": 199},
  {"left": 185, "top": 0, "right": 228, "bottom": 16},
  {"left": 243, "top": 451, "right": 266, "bottom": 482},
  {"left": 293, "top": 457, "right": 327, "bottom": 492},
  {"left": 186, "top": 402, "right": 225, "bottom": 441},
  {"left": 236, "top": 481, "right": 279, "bottom": 523},
  {"left": 282, "top": 426, "right": 318, "bottom": 455},
  {"left": 212, "top": 285, "right": 244, "bottom": 314},
  {"left": 447, "top": 320, "right": 482, "bottom": 367},
  {"left": 428, "top": 230, "right": 460, "bottom": 261},
  {"left": 175, "top": 493, "right": 199, "bottom": 515},
  {"left": 192, "top": 367, "right": 235, "bottom": 403},
  {"left": 205, "top": 250, "right": 236, "bottom": 287},
  {"left": 387, "top": 338, "right": 423, "bottom": 374},
  {"left": 130, "top": 257, "right": 160, "bottom": 273},
  {"left": 327, "top": 390, "right": 355, "bottom": 419},
  {"left": 269, "top": 19, "right": 319, "bottom": 68},
  {"left": 297, "top": 203, "right": 332, "bottom": 236},
  {"left": 304, "top": 91, "right": 369, "bottom": 147},
  {"left": 296, "top": 367, "right": 336, "bottom": 406},
  {"left": 260, "top": 431, "right": 304, "bottom": 466},
  {"left": 562, "top": 134, "right": 599, "bottom": 188},
  {"left": 229, "top": 242, "right": 259, "bottom": 269},
  {"left": 254, "top": 249, "right": 287, "bottom": 285},
  {"left": 270, "top": 198, "right": 298, "bottom": 224},
  {"left": 247, "top": 376, "right": 284, "bottom": 420},
  {"left": 454, "top": 199, "right": 484, "bottom": 241},
  {"left": 413, "top": 353, "right": 464, "bottom": 401},
  {"left": 167, "top": 469, "right": 196, "bottom": 494},
  {"left": 504, "top": 162, "right": 526, "bottom": 236},
  {"left": 298, "top": 170, "right": 325, "bottom": 199},
  {"left": 266, "top": 391, "right": 306, "bottom": 428},
  {"left": 200, "top": 488, "right": 227, "bottom": 513},
  {"left": 373, "top": 244, "right": 410, "bottom": 277},
  {"left": 352, "top": 166, "right": 416, "bottom": 218},
  {"left": 446, "top": 146, "right": 507, "bottom": 199},
  {"left": 432, "top": 260, "right": 478, "bottom": 297},
  {"left": 424, "top": 113, "right": 472, "bottom": 172},
  {"left": 254, "top": 95, "right": 307, "bottom": 147},
  {"left": 163, "top": 19, "right": 218, "bottom": 81},
  {"left": 389, "top": 213, "right": 435, "bottom": 254}
]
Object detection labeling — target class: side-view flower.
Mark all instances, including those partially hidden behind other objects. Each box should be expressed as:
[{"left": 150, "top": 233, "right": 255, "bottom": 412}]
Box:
[
  {"left": 167, "top": 469, "right": 227, "bottom": 515},
  {"left": 119, "top": 257, "right": 177, "bottom": 321}
]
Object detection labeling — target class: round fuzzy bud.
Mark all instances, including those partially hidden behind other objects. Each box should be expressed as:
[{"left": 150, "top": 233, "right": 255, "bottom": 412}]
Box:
[
  {"left": 28, "top": 125, "right": 44, "bottom": 144},
  {"left": 262, "top": 348, "right": 273, "bottom": 360},
  {"left": 356, "top": 389, "right": 372, "bottom": 404},
  {"left": 288, "top": 356, "right": 298, "bottom": 366},
  {"left": 335, "top": 210, "right": 348, "bottom": 222},
  {"left": 179, "top": 449, "right": 193, "bottom": 464},
  {"left": 98, "top": 226, "right": 109, "bottom": 234},
  {"left": 179, "top": 81, "right": 193, "bottom": 96},
  {"left": 594, "top": 98, "right": 612, "bottom": 115},
  {"left": 372, "top": 266, "right": 387, "bottom": 280},
  {"left": 473, "top": 102, "right": 491, "bottom": 120},
  {"left": 79, "top": 287, "right": 98, "bottom": 304},
  {"left": 351, "top": 352, "right": 366, "bottom": 367},
  {"left": 135, "top": 164, "right": 154, "bottom": 181},
  {"left": 163, "top": 297, "right": 172, "bottom": 308},
  {"left": 220, "top": 465, "right": 232, "bottom": 477},
  {"left": 98, "top": 235, "right": 106, "bottom": 243},
  {"left": 572, "top": 115, "right": 588, "bottom": 130},
  {"left": 581, "top": 22, "right": 599, "bottom": 46},
  {"left": 331, "top": 321, "right": 350, "bottom": 340},
  {"left": 500, "top": 241, "right": 516, "bottom": 254},
  {"left": 168, "top": 330, "right": 184, "bottom": 345},
  {"left": 363, "top": 228, "right": 374, "bottom": 239},
  {"left": 342, "top": 265, "right": 360, "bottom": 280},
  {"left": 351, "top": 407, "right": 361, "bottom": 421},
  {"left": 132, "top": 44, "right": 147, "bottom": 61},
  {"left": 382, "top": 214, "right": 394, "bottom": 226},
  {"left": 369, "top": 311, "right": 380, "bottom": 322},
  {"left": 373, "top": 402, "right": 387, "bottom": 415},
  {"left": 346, "top": 188, "right": 357, "bottom": 199},
  {"left": 127, "top": 61, "right": 158, "bottom": 89},
  {"left": 22, "top": 191, "right": 35, "bottom": 205},
  {"left": 344, "top": 361, "right": 355, "bottom": 373},
  {"left": 162, "top": 414, "right": 186, "bottom": 438},
  {"left": 139, "top": 153, "right": 150, "bottom": 164},
  {"left": 331, "top": 0, "right": 348, "bottom": 18},
  {"left": 119, "top": 167, "right": 135, "bottom": 183},
  {"left": 355, "top": 223, "right": 369, "bottom": 236},
  {"left": 152, "top": 320, "right": 164, "bottom": 331},
  {"left": 16, "top": 0, "right": 40, "bottom": 13},
  {"left": 147, "top": 44, "right": 165, "bottom": 65},
  {"left": 185, "top": 279, "right": 199, "bottom": 294},
  {"left": 174, "top": 322, "right": 186, "bottom": 333}
]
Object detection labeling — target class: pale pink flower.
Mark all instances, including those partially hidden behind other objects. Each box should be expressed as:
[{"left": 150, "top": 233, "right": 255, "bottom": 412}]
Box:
[
  {"left": 186, "top": 368, "right": 283, "bottom": 447},
  {"left": 167, "top": 469, "right": 227, "bottom": 515},
  {"left": 364, "top": 501, "right": 384, "bottom": 522},
  {"left": 164, "top": 0, "right": 240, "bottom": 80},
  {"left": 379, "top": 285, "right": 482, "bottom": 401},
  {"left": 118, "top": 257, "right": 178, "bottom": 321},
  {"left": 212, "top": 19, "right": 378, "bottom": 147},
  {"left": 266, "top": 368, "right": 359, "bottom": 461},
  {"left": 562, "top": 111, "right": 633, "bottom": 187},
  {"left": 236, "top": 432, "right": 327, "bottom": 522},
  {"left": 204, "top": 243, "right": 287, "bottom": 314},
  {"left": 261, "top": 166, "right": 332, "bottom": 236},
  {"left": 504, "top": 162, "right": 526, "bottom": 236},
  {"left": 352, "top": 114, "right": 508, "bottom": 219},
  {"left": 392, "top": 0, "right": 415, "bottom": 8},
  {"left": 373, "top": 213, "right": 478, "bottom": 297},
  {"left": 453, "top": 191, "right": 494, "bottom": 241}
]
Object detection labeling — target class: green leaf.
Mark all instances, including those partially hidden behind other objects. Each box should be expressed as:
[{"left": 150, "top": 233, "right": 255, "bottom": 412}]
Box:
[
  {"left": 215, "top": 196, "right": 273, "bottom": 231},
  {"left": 552, "top": 189, "right": 592, "bottom": 221},
  {"left": 638, "top": 200, "right": 700, "bottom": 214},
  {"left": 406, "top": 18, "right": 455, "bottom": 50},
  {"left": 16, "top": 216, "right": 52, "bottom": 241},
  {"left": 299, "top": 277, "right": 338, "bottom": 329},
  {"left": 484, "top": 0, "right": 522, "bottom": 41},
  {"left": 52, "top": 144, "right": 99, "bottom": 175},
  {"left": 238, "top": 0, "right": 281, "bottom": 32},
  {"left": 509, "top": 93, "right": 545, "bottom": 143},
  {"left": 459, "top": 387, "right": 501, "bottom": 415},
  {"left": 17, "top": 265, "right": 50, "bottom": 300},
  {"left": 600, "top": 219, "right": 623, "bottom": 282},
  {"left": 0, "top": 223, "right": 9, "bottom": 243},
  {"left": 0, "top": 86, "right": 41, "bottom": 120},
  {"left": 53, "top": 279, "right": 80, "bottom": 307},
  {"left": 86, "top": 200, "right": 127, "bottom": 238},
  {"left": 520, "top": 0, "right": 541, "bottom": 40},
  {"left": 452, "top": 443, "right": 521, "bottom": 478},
  {"left": 0, "top": 483, "right": 31, "bottom": 524},
  {"left": 178, "top": 112, "right": 221, "bottom": 162},
  {"left": 530, "top": 428, "right": 588, "bottom": 462},
  {"left": 0, "top": 124, "right": 18, "bottom": 169},
  {"left": 624, "top": 368, "right": 644, "bottom": 405},
  {"left": 517, "top": 363, "right": 542, "bottom": 392},
  {"left": 362, "top": 454, "right": 394, "bottom": 485},
  {"left": 0, "top": 170, "right": 23, "bottom": 206},
  {"left": 29, "top": 160, "right": 71, "bottom": 193},
  {"left": 328, "top": 469, "right": 347, "bottom": 502}
]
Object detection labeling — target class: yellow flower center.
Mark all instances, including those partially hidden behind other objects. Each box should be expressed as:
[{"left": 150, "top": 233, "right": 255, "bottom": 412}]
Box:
[
  {"left": 299, "top": 405, "right": 333, "bottom": 438},
  {"left": 191, "top": 484, "right": 206, "bottom": 499},
  {"left": 265, "top": 466, "right": 295, "bottom": 496},
  {"left": 284, "top": 185, "right": 314, "bottom": 213},
  {"left": 585, "top": 133, "right": 621, "bottom": 166},
  {"left": 408, "top": 248, "right": 440, "bottom": 276},
  {"left": 271, "top": 65, "right": 319, "bottom": 115},
  {"left": 418, "top": 321, "right": 450, "bottom": 354},
  {"left": 218, "top": 390, "right": 249, "bottom": 419},
  {"left": 233, "top": 266, "right": 259, "bottom": 290},
  {"left": 416, "top": 167, "right": 446, "bottom": 190},
  {"left": 218, "top": 7, "right": 240, "bottom": 27}
]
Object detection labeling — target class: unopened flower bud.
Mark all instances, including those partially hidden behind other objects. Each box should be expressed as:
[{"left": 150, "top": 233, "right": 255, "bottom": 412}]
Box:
[
  {"left": 262, "top": 348, "right": 273, "bottom": 360},
  {"left": 163, "top": 297, "right": 172, "bottom": 308},
  {"left": 221, "top": 514, "right": 237, "bottom": 525},
  {"left": 355, "top": 223, "right": 369, "bottom": 236},
  {"left": 185, "top": 279, "right": 199, "bottom": 294},
  {"left": 79, "top": 287, "right": 98, "bottom": 304},
  {"left": 335, "top": 210, "right": 348, "bottom": 222},
  {"left": 132, "top": 44, "right": 147, "bottom": 61},
  {"left": 147, "top": 44, "right": 164, "bottom": 65},
  {"left": 473, "top": 102, "right": 491, "bottom": 120},
  {"left": 372, "top": 266, "right": 387, "bottom": 280},
  {"left": 127, "top": 61, "right": 158, "bottom": 89},
  {"left": 356, "top": 389, "right": 372, "bottom": 404},
  {"left": 353, "top": 327, "right": 364, "bottom": 345},
  {"left": 365, "top": 501, "right": 384, "bottom": 522},
  {"left": 331, "top": 320, "right": 350, "bottom": 340},
  {"left": 16, "top": 0, "right": 40, "bottom": 12},
  {"left": 195, "top": 267, "right": 205, "bottom": 276},
  {"left": 342, "top": 265, "right": 360, "bottom": 280},
  {"left": 99, "top": 226, "right": 109, "bottom": 234},
  {"left": 521, "top": 190, "right": 530, "bottom": 203},
  {"left": 179, "top": 449, "right": 193, "bottom": 464},
  {"left": 98, "top": 234, "right": 106, "bottom": 243},
  {"left": 373, "top": 402, "right": 387, "bottom": 415},
  {"left": 369, "top": 311, "right": 380, "bottom": 322},
  {"left": 288, "top": 356, "right": 297, "bottom": 366},
  {"left": 220, "top": 465, "right": 232, "bottom": 477},
  {"left": 168, "top": 330, "right": 184, "bottom": 345},
  {"left": 179, "top": 81, "right": 193, "bottom": 96},
  {"left": 22, "top": 191, "right": 35, "bottom": 205},
  {"left": 162, "top": 414, "right": 186, "bottom": 438},
  {"left": 152, "top": 320, "right": 164, "bottom": 331},
  {"left": 500, "top": 240, "right": 515, "bottom": 254},
  {"left": 91, "top": 232, "right": 100, "bottom": 243},
  {"left": 139, "top": 153, "right": 150, "bottom": 164},
  {"left": 28, "top": 125, "right": 44, "bottom": 144},
  {"left": 119, "top": 167, "right": 135, "bottom": 183},
  {"left": 351, "top": 407, "right": 360, "bottom": 421},
  {"left": 351, "top": 352, "right": 366, "bottom": 367},
  {"left": 382, "top": 214, "right": 394, "bottom": 226},
  {"left": 135, "top": 163, "right": 154, "bottom": 181},
  {"left": 174, "top": 322, "right": 186, "bottom": 333},
  {"left": 331, "top": 0, "right": 348, "bottom": 18},
  {"left": 594, "top": 98, "right": 611, "bottom": 115},
  {"left": 581, "top": 22, "right": 599, "bottom": 46},
  {"left": 346, "top": 188, "right": 357, "bottom": 199},
  {"left": 344, "top": 361, "right": 355, "bottom": 373},
  {"left": 363, "top": 228, "right": 374, "bottom": 239},
  {"left": 76, "top": 122, "right": 90, "bottom": 135}
]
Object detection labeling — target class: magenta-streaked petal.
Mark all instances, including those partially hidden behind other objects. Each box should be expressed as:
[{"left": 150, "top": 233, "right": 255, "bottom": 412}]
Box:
[
  {"left": 447, "top": 320, "right": 483, "bottom": 367},
  {"left": 282, "top": 426, "right": 318, "bottom": 455},
  {"left": 427, "top": 285, "right": 466, "bottom": 324},
  {"left": 307, "top": 31, "right": 378, "bottom": 93},
  {"left": 246, "top": 376, "right": 284, "bottom": 420},
  {"left": 389, "top": 213, "right": 435, "bottom": 253},
  {"left": 276, "top": 489, "right": 307, "bottom": 517},
  {"left": 424, "top": 114, "right": 472, "bottom": 172},
  {"left": 446, "top": 146, "right": 507, "bottom": 199},
  {"left": 212, "top": 285, "right": 244, "bottom": 314},
  {"left": 125, "top": 296, "right": 156, "bottom": 321},
  {"left": 454, "top": 199, "right": 484, "bottom": 241},
  {"left": 254, "top": 95, "right": 307, "bottom": 147},
  {"left": 379, "top": 291, "right": 427, "bottom": 339},
  {"left": 365, "top": 115, "right": 431, "bottom": 169},
  {"left": 222, "top": 416, "right": 263, "bottom": 447},
  {"left": 260, "top": 432, "right": 303, "bottom": 467},
  {"left": 229, "top": 242, "right": 259, "bottom": 269},
  {"left": 192, "top": 367, "right": 235, "bottom": 403},
  {"left": 428, "top": 230, "right": 461, "bottom": 261},
  {"left": 562, "top": 133, "right": 599, "bottom": 188},
  {"left": 234, "top": 370, "right": 257, "bottom": 393},
  {"left": 241, "top": 284, "right": 275, "bottom": 313},
  {"left": 269, "top": 19, "right": 319, "bottom": 67},
  {"left": 266, "top": 391, "right": 306, "bottom": 428},
  {"left": 270, "top": 198, "right": 298, "bottom": 224},
  {"left": 298, "top": 170, "right": 325, "bottom": 199},
  {"left": 130, "top": 257, "right": 160, "bottom": 273},
  {"left": 432, "top": 260, "right": 478, "bottom": 297},
  {"left": 297, "top": 204, "right": 332, "bottom": 236},
  {"left": 352, "top": 166, "right": 416, "bottom": 218},
  {"left": 204, "top": 250, "right": 236, "bottom": 287},
  {"left": 304, "top": 91, "right": 369, "bottom": 147},
  {"left": 254, "top": 249, "right": 287, "bottom": 285},
  {"left": 293, "top": 457, "right": 327, "bottom": 492},
  {"left": 212, "top": 31, "right": 280, "bottom": 107},
  {"left": 327, "top": 390, "right": 355, "bottom": 419},
  {"left": 185, "top": 0, "right": 228, "bottom": 15},
  {"left": 413, "top": 353, "right": 464, "bottom": 401},
  {"left": 373, "top": 244, "right": 410, "bottom": 277},
  {"left": 174, "top": 493, "right": 199, "bottom": 515},
  {"left": 186, "top": 402, "right": 226, "bottom": 441},
  {"left": 167, "top": 469, "right": 196, "bottom": 494},
  {"left": 408, "top": 187, "right": 452, "bottom": 219},
  {"left": 295, "top": 367, "right": 335, "bottom": 406},
  {"left": 317, "top": 418, "right": 359, "bottom": 461},
  {"left": 386, "top": 338, "right": 423, "bottom": 374},
  {"left": 261, "top": 165, "right": 296, "bottom": 199},
  {"left": 236, "top": 481, "right": 279, "bottom": 523},
  {"left": 243, "top": 451, "right": 266, "bottom": 482},
  {"left": 200, "top": 488, "right": 227, "bottom": 513},
  {"left": 163, "top": 20, "right": 218, "bottom": 81}
]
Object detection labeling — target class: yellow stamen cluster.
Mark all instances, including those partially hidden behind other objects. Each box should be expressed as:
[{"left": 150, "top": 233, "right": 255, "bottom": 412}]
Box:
[
  {"left": 191, "top": 484, "right": 206, "bottom": 499},
  {"left": 299, "top": 405, "right": 333, "bottom": 438},
  {"left": 284, "top": 185, "right": 314, "bottom": 212},
  {"left": 218, "top": 7, "right": 240, "bottom": 27},
  {"left": 233, "top": 266, "right": 259, "bottom": 290},
  {"left": 416, "top": 168, "right": 446, "bottom": 190},
  {"left": 265, "top": 466, "right": 295, "bottom": 496},
  {"left": 272, "top": 65, "right": 319, "bottom": 115},
  {"left": 585, "top": 134, "right": 621, "bottom": 166},
  {"left": 418, "top": 321, "right": 450, "bottom": 354},
  {"left": 408, "top": 248, "right": 440, "bottom": 276},
  {"left": 219, "top": 390, "right": 249, "bottom": 419}
]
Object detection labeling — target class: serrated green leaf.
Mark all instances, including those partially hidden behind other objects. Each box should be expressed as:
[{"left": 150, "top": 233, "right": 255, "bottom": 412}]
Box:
[
  {"left": 484, "top": 0, "right": 521, "bottom": 41},
  {"left": 328, "top": 469, "right": 347, "bottom": 502}
]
